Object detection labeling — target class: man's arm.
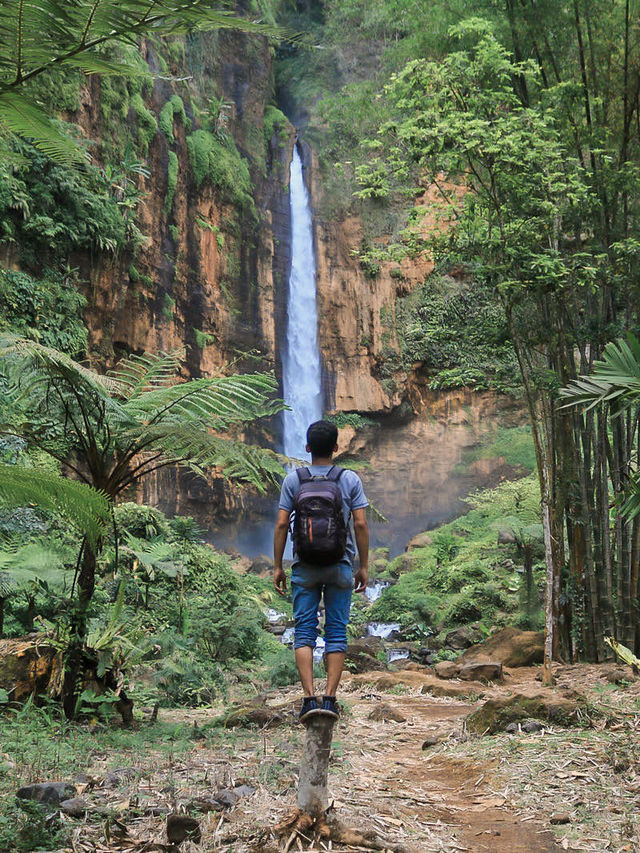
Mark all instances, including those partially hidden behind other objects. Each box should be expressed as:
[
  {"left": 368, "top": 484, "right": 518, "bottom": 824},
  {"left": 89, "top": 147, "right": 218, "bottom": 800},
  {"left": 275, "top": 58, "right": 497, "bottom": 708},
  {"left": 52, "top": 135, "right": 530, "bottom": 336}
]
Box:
[
  {"left": 273, "top": 508, "right": 290, "bottom": 596},
  {"left": 352, "top": 507, "right": 369, "bottom": 593}
]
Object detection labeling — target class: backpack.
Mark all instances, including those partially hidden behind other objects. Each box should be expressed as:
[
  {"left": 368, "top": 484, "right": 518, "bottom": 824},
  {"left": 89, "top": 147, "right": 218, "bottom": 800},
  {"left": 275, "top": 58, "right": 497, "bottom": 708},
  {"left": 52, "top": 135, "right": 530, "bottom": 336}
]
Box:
[{"left": 291, "top": 466, "right": 348, "bottom": 566}]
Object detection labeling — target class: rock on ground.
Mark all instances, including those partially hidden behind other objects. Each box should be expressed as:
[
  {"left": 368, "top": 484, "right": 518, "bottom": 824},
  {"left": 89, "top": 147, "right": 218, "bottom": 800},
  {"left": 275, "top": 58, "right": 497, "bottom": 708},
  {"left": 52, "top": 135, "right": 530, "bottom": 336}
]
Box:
[
  {"left": 368, "top": 703, "right": 407, "bottom": 723},
  {"left": 17, "top": 782, "right": 76, "bottom": 805},
  {"left": 465, "top": 690, "right": 591, "bottom": 735},
  {"left": 0, "top": 637, "right": 60, "bottom": 702},
  {"left": 459, "top": 627, "right": 544, "bottom": 667},
  {"left": 166, "top": 813, "right": 201, "bottom": 844},
  {"left": 458, "top": 662, "right": 503, "bottom": 682}
]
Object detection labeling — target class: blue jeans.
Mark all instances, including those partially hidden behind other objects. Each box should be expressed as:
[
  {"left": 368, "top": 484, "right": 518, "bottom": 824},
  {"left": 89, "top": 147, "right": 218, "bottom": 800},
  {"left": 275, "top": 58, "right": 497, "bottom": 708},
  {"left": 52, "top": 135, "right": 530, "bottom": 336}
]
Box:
[{"left": 291, "top": 561, "right": 353, "bottom": 654}]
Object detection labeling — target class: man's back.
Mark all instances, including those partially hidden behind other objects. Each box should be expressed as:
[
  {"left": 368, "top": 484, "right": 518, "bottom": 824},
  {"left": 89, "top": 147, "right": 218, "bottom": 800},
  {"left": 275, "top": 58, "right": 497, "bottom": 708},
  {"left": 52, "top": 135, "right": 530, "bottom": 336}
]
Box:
[{"left": 279, "top": 464, "right": 368, "bottom": 568}]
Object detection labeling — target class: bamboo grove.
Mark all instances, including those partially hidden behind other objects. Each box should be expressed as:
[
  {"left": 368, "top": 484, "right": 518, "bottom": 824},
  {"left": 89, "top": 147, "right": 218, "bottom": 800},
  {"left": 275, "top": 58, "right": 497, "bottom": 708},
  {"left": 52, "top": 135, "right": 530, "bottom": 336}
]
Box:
[{"left": 354, "top": 0, "right": 640, "bottom": 669}]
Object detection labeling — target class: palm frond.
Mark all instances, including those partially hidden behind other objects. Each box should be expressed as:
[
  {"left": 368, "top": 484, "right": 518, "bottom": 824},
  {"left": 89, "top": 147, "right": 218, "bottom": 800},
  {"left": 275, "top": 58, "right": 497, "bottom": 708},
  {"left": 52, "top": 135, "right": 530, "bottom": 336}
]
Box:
[
  {"left": 0, "top": 463, "right": 110, "bottom": 546},
  {"left": 107, "top": 349, "right": 185, "bottom": 400},
  {"left": 560, "top": 335, "right": 640, "bottom": 411},
  {"left": 122, "top": 533, "right": 182, "bottom": 578}
]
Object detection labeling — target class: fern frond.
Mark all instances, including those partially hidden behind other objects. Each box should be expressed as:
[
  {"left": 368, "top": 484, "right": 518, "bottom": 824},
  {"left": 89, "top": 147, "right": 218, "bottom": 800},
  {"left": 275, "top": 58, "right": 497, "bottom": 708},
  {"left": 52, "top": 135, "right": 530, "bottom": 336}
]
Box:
[
  {"left": 0, "top": 92, "right": 86, "bottom": 162},
  {"left": 130, "top": 424, "right": 285, "bottom": 492},
  {"left": 107, "top": 349, "right": 185, "bottom": 400},
  {"left": 0, "top": 463, "right": 110, "bottom": 545},
  {"left": 123, "top": 372, "right": 283, "bottom": 429},
  {"left": 0, "top": 333, "right": 124, "bottom": 396},
  {"left": 0, "top": 542, "right": 68, "bottom": 588}
]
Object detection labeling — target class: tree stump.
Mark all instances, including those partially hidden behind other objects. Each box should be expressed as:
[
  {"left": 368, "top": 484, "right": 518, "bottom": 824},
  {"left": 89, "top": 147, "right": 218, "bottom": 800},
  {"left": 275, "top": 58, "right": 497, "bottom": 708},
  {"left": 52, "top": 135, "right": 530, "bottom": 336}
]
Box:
[{"left": 297, "top": 713, "right": 336, "bottom": 816}]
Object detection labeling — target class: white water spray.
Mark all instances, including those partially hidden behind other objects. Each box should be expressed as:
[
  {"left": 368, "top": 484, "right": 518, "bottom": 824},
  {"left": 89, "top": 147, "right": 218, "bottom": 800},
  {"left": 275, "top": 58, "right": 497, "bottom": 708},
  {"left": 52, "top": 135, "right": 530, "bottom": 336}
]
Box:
[{"left": 282, "top": 146, "right": 323, "bottom": 459}]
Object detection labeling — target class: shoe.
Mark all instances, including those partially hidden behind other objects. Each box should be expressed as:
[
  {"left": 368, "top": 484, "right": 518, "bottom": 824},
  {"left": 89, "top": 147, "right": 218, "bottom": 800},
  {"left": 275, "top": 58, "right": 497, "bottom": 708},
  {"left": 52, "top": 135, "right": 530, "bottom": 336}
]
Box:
[
  {"left": 320, "top": 695, "right": 339, "bottom": 719},
  {"left": 299, "top": 696, "right": 319, "bottom": 722}
]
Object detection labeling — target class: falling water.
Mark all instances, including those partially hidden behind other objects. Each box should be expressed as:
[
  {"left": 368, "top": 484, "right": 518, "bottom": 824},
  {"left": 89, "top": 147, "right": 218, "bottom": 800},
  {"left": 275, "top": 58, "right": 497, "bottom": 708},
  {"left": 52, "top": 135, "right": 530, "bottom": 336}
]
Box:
[{"left": 282, "top": 145, "right": 323, "bottom": 459}]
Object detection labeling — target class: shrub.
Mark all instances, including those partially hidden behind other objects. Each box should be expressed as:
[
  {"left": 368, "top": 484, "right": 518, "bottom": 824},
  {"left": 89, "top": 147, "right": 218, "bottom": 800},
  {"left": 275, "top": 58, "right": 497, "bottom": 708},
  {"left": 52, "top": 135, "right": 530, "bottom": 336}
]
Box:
[
  {"left": 165, "top": 151, "right": 179, "bottom": 213},
  {"left": 114, "top": 503, "right": 170, "bottom": 541},
  {"left": 186, "top": 129, "right": 255, "bottom": 214}
]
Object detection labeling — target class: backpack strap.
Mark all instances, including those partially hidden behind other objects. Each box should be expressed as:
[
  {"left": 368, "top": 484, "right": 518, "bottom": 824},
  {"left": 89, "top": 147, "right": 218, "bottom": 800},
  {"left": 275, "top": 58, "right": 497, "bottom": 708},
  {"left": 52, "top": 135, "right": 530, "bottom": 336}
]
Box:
[
  {"left": 327, "top": 466, "right": 345, "bottom": 482},
  {"left": 296, "top": 467, "right": 312, "bottom": 483}
]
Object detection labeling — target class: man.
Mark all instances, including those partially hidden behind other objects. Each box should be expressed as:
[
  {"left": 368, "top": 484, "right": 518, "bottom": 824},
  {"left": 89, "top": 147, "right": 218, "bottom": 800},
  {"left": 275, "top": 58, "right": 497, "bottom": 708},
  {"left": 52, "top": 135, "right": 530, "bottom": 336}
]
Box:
[{"left": 273, "top": 420, "right": 369, "bottom": 721}]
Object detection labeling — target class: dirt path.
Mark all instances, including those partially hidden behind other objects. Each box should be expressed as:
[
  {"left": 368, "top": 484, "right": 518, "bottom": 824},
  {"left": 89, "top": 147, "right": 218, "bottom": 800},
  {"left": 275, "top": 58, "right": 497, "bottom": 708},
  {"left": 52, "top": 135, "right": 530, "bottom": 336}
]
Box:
[
  {"left": 316, "top": 689, "right": 560, "bottom": 852},
  {"left": 71, "top": 664, "right": 640, "bottom": 851}
]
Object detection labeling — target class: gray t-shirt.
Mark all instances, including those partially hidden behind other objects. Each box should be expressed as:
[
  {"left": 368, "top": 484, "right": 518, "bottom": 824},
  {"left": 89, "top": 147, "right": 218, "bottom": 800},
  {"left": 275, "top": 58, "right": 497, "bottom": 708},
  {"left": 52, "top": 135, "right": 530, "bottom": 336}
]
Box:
[{"left": 279, "top": 465, "right": 368, "bottom": 568}]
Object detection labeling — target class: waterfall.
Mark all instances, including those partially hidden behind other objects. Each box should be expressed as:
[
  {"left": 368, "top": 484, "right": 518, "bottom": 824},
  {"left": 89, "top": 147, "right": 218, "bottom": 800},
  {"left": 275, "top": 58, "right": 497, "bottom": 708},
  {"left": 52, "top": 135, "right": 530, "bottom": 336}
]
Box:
[{"left": 282, "top": 145, "right": 323, "bottom": 459}]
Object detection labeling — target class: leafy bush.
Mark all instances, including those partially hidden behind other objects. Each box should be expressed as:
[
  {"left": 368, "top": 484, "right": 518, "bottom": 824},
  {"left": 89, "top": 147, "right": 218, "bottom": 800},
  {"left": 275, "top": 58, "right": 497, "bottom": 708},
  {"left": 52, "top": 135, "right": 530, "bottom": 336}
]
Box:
[
  {"left": 186, "top": 129, "right": 255, "bottom": 215},
  {"left": 0, "top": 137, "right": 139, "bottom": 264},
  {"left": 114, "top": 504, "right": 170, "bottom": 541},
  {"left": 0, "top": 269, "right": 87, "bottom": 356}
]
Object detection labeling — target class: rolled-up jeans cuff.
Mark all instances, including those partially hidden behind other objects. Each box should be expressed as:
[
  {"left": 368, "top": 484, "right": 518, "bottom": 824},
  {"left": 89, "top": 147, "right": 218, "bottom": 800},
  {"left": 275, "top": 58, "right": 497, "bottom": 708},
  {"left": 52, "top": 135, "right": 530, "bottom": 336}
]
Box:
[{"left": 324, "top": 641, "right": 348, "bottom": 654}]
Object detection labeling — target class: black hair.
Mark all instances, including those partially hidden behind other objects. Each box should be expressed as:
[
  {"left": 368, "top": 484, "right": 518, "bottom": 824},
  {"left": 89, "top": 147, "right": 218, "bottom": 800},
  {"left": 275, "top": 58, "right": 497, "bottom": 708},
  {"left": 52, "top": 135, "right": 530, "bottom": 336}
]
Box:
[{"left": 306, "top": 420, "right": 338, "bottom": 458}]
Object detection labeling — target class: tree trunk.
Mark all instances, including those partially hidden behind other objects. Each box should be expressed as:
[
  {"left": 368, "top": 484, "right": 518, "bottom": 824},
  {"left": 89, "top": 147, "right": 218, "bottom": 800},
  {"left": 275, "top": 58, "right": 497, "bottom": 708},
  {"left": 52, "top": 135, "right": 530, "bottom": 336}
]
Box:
[
  {"left": 62, "top": 545, "right": 97, "bottom": 719},
  {"left": 298, "top": 715, "right": 336, "bottom": 816}
]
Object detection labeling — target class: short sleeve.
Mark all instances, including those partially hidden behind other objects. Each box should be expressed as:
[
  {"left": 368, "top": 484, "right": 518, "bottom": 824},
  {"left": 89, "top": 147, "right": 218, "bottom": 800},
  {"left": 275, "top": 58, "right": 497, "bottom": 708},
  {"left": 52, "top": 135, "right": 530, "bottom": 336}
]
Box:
[
  {"left": 278, "top": 472, "right": 298, "bottom": 512},
  {"left": 347, "top": 472, "right": 368, "bottom": 511}
]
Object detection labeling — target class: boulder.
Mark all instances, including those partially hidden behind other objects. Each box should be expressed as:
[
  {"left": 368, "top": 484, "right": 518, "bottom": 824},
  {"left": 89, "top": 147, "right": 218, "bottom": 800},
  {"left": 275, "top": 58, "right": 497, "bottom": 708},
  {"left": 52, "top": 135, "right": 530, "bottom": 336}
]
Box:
[
  {"left": 465, "top": 690, "right": 590, "bottom": 735},
  {"left": 394, "top": 552, "right": 419, "bottom": 574},
  {"left": 411, "top": 647, "right": 437, "bottom": 666},
  {"left": 167, "top": 814, "right": 201, "bottom": 844},
  {"left": 497, "top": 528, "right": 517, "bottom": 545},
  {"left": 247, "top": 554, "right": 272, "bottom": 576},
  {"left": 407, "top": 532, "right": 433, "bottom": 550},
  {"left": 422, "top": 681, "right": 485, "bottom": 700},
  {"left": 459, "top": 627, "right": 544, "bottom": 667},
  {"left": 458, "top": 662, "right": 503, "bottom": 683},
  {"left": 0, "top": 637, "right": 60, "bottom": 702},
  {"left": 218, "top": 700, "right": 296, "bottom": 728},
  {"left": 60, "top": 797, "right": 88, "bottom": 817},
  {"left": 17, "top": 782, "right": 76, "bottom": 805},
  {"left": 434, "top": 660, "right": 459, "bottom": 679},
  {"left": 445, "top": 625, "right": 484, "bottom": 650},
  {"left": 368, "top": 703, "right": 406, "bottom": 723},
  {"left": 346, "top": 638, "right": 386, "bottom": 674}
]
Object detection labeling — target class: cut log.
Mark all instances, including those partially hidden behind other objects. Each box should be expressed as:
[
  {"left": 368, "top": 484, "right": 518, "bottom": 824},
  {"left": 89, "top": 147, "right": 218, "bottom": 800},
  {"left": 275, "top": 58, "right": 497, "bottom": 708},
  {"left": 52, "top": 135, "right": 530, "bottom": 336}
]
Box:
[{"left": 297, "top": 713, "right": 336, "bottom": 816}]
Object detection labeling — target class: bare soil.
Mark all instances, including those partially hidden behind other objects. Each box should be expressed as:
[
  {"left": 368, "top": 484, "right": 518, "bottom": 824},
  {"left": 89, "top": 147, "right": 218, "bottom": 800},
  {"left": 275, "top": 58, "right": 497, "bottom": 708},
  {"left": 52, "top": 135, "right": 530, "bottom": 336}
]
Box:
[{"left": 67, "top": 663, "right": 640, "bottom": 852}]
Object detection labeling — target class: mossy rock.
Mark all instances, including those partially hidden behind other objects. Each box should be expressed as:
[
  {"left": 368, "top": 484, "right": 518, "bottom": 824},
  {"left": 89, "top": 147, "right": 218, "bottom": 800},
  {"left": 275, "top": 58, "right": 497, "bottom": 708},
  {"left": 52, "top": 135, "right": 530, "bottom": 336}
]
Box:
[
  {"left": 465, "top": 690, "right": 591, "bottom": 735},
  {"left": 216, "top": 699, "right": 297, "bottom": 728}
]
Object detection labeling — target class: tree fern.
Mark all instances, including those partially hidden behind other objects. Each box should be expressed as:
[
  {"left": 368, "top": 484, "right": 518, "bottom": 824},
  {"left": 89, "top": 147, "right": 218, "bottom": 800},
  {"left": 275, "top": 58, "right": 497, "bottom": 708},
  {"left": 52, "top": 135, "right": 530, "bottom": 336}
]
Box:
[
  {"left": 0, "top": 1, "right": 284, "bottom": 162},
  {"left": 0, "top": 462, "right": 110, "bottom": 546}
]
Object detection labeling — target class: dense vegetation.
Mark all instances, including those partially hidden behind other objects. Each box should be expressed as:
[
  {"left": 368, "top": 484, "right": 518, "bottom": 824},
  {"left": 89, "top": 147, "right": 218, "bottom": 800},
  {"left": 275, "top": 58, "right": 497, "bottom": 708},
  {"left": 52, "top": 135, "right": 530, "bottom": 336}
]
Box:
[{"left": 276, "top": 0, "right": 640, "bottom": 676}]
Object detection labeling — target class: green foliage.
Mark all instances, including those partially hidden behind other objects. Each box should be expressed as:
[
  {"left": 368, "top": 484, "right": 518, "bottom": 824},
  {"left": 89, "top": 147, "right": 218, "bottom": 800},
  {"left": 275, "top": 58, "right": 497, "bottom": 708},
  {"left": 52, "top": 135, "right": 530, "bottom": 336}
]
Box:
[
  {"left": 162, "top": 293, "right": 176, "bottom": 322},
  {"left": 186, "top": 129, "right": 255, "bottom": 215},
  {"left": 0, "top": 798, "right": 70, "bottom": 852},
  {"left": 369, "top": 475, "right": 542, "bottom": 631},
  {"left": 0, "top": 137, "right": 140, "bottom": 264},
  {"left": 263, "top": 104, "right": 290, "bottom": 147},
  {"left": 159, "top": 95, "right": 188, "bottom": 142},
  {"left": 325, "top": 412, "right": 377, "bottom": 431},
  {"left": 0, "top": 463, "right": 110, "bottom": 549},
  {"left": 130, "top": 93, "right": 158, "bottom": 153},
  {"left": 165, "top": 151, "right": 179, "bottom": 213},
  {"left": 114, "top": 503, "right": 170, "bottom": 541},
  {"left": 0, "top": 268, "right": 87, "bottom": 356},
  {"left": 395, "top": 276, "right": 519, "bottom": 394}
]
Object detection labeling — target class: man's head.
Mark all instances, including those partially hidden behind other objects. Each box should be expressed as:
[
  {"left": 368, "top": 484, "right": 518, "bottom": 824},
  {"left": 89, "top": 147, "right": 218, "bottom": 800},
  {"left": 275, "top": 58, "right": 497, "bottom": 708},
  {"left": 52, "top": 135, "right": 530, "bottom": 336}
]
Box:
[{"left": 306, "top": 420, "right": 338, "bottom": 460}]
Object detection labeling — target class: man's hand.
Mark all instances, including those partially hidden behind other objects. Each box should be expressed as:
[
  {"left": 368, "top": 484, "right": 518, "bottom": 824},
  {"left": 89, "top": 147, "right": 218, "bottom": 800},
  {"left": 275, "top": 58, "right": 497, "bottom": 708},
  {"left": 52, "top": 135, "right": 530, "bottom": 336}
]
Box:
[
  {"left": 273, "top": 565, "right": 287, "bottom": 597},
  {"left": 354, "top": 566, "right": 368, "bottom": 594}
]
